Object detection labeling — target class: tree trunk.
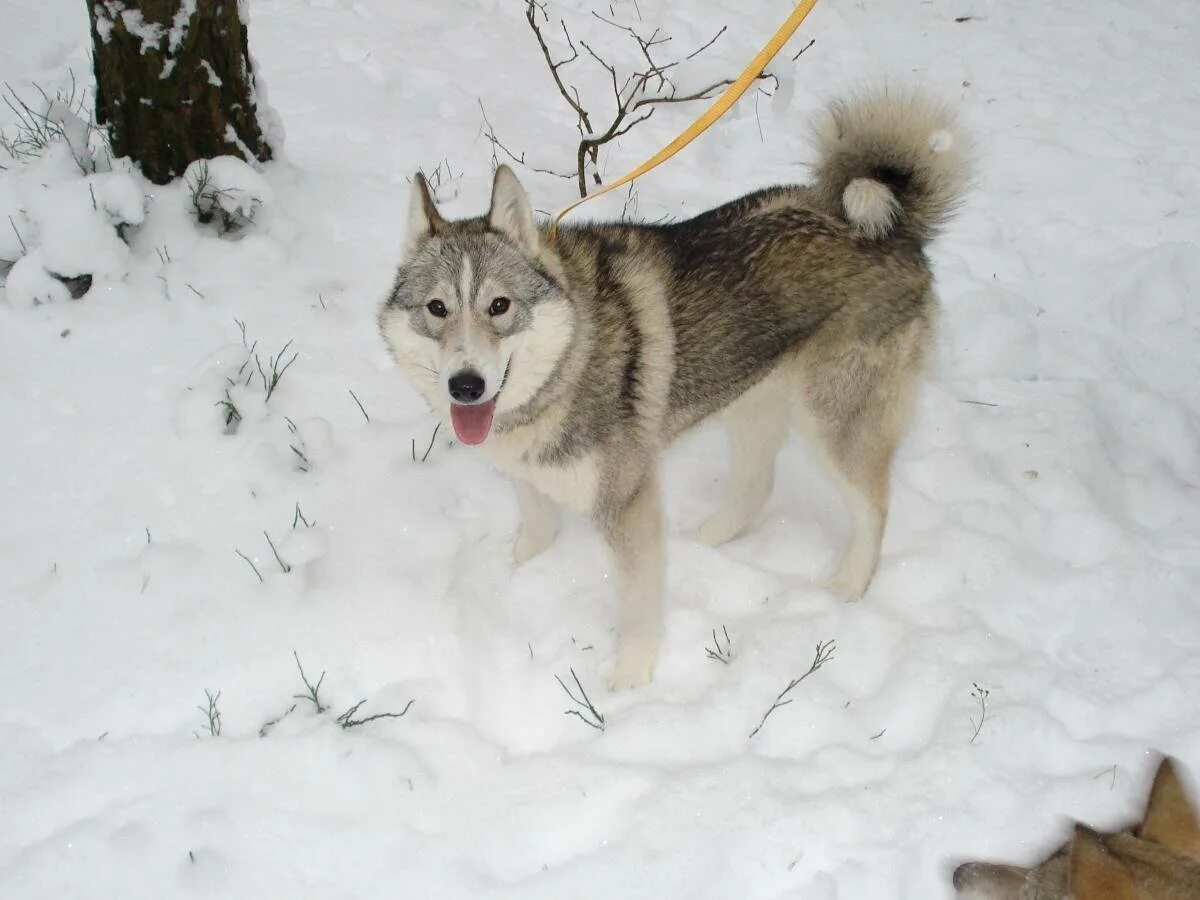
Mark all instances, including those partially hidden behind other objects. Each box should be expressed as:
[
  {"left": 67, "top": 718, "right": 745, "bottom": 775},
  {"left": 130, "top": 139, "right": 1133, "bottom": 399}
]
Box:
[{"left": 87, "top": 0, "right": 274, "bottom": 185}]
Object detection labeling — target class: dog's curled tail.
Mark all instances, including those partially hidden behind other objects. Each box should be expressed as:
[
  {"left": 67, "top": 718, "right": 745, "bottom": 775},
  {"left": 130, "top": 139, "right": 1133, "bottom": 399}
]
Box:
[{"left": 812, "top": 89, "right": 971, "bottom": 243}]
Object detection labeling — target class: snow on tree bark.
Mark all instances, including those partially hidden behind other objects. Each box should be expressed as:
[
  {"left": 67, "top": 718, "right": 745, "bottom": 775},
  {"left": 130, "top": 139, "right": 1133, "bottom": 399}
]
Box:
[{"left": 87, "top": 0, "right": 274, "bottom": 185}]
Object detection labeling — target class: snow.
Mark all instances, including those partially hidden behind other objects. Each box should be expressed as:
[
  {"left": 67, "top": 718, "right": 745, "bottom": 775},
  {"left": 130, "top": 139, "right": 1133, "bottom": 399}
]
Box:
[
  {"left": 43, "top": 100, "right": 93, "bottom": 172},
  {"left": 1, "top": 0, "right": 1199, "bottom": 898},
  {"left": 5, "top": 251, "right": 70, "bottom": 305},
  {"left": 95, "top": 171, "right": 145, "bottom": 226},
  {"left": 199, "top": 59, "right": 222, "bottom": 87},
  {"left": 183, "top": 155, "right": 272, "bottom": 225},
  {"left": 26, "top": 178, "right": 131, "bottom": 278},
  {"left": 92, "top": 2, "right": 116, "bottom": 44},
  {"left": 120, "top": 9, "right": 166, "bottom": 55},
  {"left": 234, "top": 0, "right": 286, "bottom": 162},
  {"left": 167, "top": 0, "right": 197, "bottom": 55},
  {"left": 0, "top": 144, "right": 142, "bottom": 304}
]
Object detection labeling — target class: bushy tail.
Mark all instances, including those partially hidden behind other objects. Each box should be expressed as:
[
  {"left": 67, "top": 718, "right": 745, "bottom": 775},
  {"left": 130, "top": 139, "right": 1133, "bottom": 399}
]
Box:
[{"left": 811, "top": 89, "right": 971, "bottom": 244}]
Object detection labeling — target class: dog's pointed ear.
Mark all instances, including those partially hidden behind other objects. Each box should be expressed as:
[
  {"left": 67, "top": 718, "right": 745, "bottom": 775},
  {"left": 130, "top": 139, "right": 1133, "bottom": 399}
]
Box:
[
  {"left": 404, "top": 171, "right": 445, "bottom": 259},
  {"left": 1140, "top": 757, "right": 1200, "bottom": 858},
  {"left": 1068, "top": 825, "right": 1136, "bottom": 898},
  {"left": 487, "top": 165, "right": 539, "bottom": 256}
]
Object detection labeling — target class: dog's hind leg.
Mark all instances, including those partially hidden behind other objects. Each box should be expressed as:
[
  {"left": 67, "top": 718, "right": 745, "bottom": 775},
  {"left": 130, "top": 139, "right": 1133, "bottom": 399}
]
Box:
[
  {"left": 801, "top": 317, "right": 929, "bottom": 602},
  {"left": 601, "top": 473, "right": 665, "bottom": 690},
  {"left": 693, "top": 377, "right": 789, "bottom": 547},
  {"left": 823, "top": 442, "right": 892, "bottom": 602},
  {"left": 512, "top": 479, "right": 560, "bottom": 565}
]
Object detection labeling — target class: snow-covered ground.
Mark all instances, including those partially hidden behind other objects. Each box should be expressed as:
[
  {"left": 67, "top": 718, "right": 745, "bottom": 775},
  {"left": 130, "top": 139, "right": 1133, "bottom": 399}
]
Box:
[{"left": 2, "top": 0, "right": 1199, "bottom": 896}]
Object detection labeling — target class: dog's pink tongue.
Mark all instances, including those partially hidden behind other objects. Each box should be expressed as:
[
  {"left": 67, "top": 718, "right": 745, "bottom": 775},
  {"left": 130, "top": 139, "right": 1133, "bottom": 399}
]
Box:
[{"left": 449, "top": 399, "right": 496, "bottom": 445}]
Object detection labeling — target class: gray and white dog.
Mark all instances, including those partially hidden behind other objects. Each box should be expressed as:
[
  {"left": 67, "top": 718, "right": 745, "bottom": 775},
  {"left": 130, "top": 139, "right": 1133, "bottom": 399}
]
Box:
[{"left": 379, "top": 90, "right": 970, "bottom": 689}]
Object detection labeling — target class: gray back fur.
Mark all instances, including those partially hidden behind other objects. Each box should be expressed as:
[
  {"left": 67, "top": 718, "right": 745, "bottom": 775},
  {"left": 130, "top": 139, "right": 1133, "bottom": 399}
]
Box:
[{"left": 381, "top": 90, "right": 970, "bottom": 469}]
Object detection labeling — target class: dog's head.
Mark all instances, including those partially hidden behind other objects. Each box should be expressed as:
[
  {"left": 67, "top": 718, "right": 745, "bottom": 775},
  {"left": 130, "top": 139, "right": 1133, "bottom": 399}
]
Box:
[
  {"left": 953, "top": 757, "right": 1200, "bottom": 899},
  {"left": 378, "top": 165, "right": 574, "bottom": 445}
]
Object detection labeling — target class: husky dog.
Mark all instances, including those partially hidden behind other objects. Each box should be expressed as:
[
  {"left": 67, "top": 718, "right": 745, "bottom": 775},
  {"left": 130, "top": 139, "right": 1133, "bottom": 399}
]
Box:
[
  {"left": 953, "top": 756, "right": 1200, "bottom": 899},
  {"left": 379, "top": 90, "right": 970, "bottom": 689}
]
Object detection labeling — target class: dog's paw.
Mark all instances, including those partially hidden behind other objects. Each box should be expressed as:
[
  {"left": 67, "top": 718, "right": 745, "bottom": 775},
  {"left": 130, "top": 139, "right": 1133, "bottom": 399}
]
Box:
[
  {"left": 691, "top": 513, "right": 742, "bottom": 547},
  {"left": 951, "top": 861, "right": 1030, "bottom": 897},
  {"left": 824, "top": 574, "right": 868, "bottom": 603},
  {"left": 608, "top": 657, "right": 654, "bottom": 691},
  {"left": 512, "top": 528, "right": 555, "bottom": 566},
  {"left": 607, "top": 633, "right": 661, "bottom": 691}
]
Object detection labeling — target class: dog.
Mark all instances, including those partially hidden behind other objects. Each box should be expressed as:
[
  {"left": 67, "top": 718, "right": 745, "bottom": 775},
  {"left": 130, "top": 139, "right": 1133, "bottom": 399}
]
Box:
[
  {"left": 378, "top": 89, "right": 970, "bottom": 689},
  {"left": 953, "top": 756, "right": 1200, "bottom": 898}
]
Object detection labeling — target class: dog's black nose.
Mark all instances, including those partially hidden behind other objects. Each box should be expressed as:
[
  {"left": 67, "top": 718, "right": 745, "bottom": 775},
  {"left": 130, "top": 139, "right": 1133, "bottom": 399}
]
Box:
[{"left": 448, "top": 371, "right": 486, "bottom": 403}]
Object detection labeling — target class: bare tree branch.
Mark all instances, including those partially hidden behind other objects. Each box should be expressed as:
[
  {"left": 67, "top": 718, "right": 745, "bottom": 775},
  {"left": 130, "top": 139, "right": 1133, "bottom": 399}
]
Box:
[
  {"left": 608, "top": 108, "right": 654, "bottom": 142},
  {"left": 477, "top": 99, "right": 573, "bottom": 180},
  {"left": 525, "top": 2, "right": 595, "bottom": 138},
  {"left": 791, "top": 37, "right": 816, "bottom": 61},
  {"left": 686, "top": 25, "right": 727, "bottom": 60},
  {"left": 590, "top": 13, "right": 675, "bottom": 91},
  {"left": 524, "top": 2, "right": 789, "bottom": 197}
]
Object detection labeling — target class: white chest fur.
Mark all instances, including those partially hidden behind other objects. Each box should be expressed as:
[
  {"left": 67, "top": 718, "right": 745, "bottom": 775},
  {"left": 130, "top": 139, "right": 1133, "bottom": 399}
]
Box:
[{"left": 480, "top": 424, "right": 599, "bottom": 514}]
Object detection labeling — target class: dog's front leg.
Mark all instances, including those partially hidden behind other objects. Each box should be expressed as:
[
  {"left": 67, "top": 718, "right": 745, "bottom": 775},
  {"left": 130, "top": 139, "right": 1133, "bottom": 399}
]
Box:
[
  {"left": 600, "top": 474, "right": 665, "bottom": 690},
  {"left": 512, "top": 479, "right": 560, "bottom": 565}
]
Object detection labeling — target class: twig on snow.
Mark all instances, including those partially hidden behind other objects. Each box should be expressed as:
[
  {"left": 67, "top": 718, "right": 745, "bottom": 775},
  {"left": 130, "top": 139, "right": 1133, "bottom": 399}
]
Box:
[
  {"left": 968, "top": 682, "right": 991, "bottom": 744},
  {"left": 8, "top": 216, "right": 26, "bottom": 254},
  {"left": 705, "top": 625, "right": 733, "bottom": 664},
  {"left": 749, "top": 639, "right": 836, "bottom": 740},
  {"left": 255, "top": 339, "right": 298, "bottom": 403},
  {"left": 349, "top": 389, "right": 370, "bottom": 423},
  {"left": 234, "top": 548, "right": 263, "bottom": 582},
  {"left": 411, "top": 422, "right": 441, "bottom": 463},
  {"left": 791, "top": 37, "right": 816, "bottom": 61},
  {"left": 556, "top": 667, "right": 606, "bottom": 731},
  {"left": 292, "top": 651, "right": 327, "bottom": 713},
  {"left": 1093, "top": 764, "right": 1118, "bottom": 791},
  {"left": 292, "top": 503, "right": 315, "bottom": 529},
  {"left": 195, "top": 689, "right": 222, "bottom": 737},
  {"left": 258, "top": 703, "right": 296, "bottom": 738},
  {"left": 337, "top": 698, "right": 416, "bottom": 729},
  {"left": 263, "top": 530, "right": 291, "bottom": 574}
]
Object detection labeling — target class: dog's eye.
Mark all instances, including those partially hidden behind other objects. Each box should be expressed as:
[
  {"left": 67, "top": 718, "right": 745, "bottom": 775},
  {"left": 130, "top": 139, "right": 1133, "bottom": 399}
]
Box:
[
  {"left": 488, "top": 297, "right": 511, "bottom": 317},
  {"left": 426, "top": 299, "right": 448, "bottom": 318}
]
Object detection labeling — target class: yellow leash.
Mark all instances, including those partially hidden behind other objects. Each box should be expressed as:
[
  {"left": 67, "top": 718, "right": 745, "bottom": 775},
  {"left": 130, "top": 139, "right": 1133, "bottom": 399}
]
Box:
[{"left": 548, "top": 0, "right": 821, "bottom": 242}]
